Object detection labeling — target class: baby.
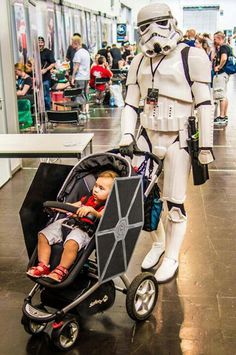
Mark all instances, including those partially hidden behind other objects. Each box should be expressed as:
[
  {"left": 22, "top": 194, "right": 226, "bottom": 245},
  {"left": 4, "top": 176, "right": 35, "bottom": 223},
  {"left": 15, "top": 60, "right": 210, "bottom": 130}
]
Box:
[{"left": 27, "top": 170, "right": 118, "bottom": 283}]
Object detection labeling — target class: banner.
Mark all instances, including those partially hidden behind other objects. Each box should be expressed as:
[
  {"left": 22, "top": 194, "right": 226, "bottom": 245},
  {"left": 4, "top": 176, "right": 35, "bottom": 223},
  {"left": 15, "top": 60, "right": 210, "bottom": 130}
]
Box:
[
  {"left": 47, "top": 3, "right": 55, "bottom": 53},
  {"left": 13, "top": 1, "right": 29, "bottom": 63},
  {"left": 55, "top": 5, "right": 65, "bottom": 60},
  {"left": 117, "top": 23, "right": 127, "bottom": 43}
]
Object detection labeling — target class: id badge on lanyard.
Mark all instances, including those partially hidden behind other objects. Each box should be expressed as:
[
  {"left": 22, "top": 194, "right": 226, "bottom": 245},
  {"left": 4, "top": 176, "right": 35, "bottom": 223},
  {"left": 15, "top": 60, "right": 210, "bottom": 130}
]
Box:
[
  {"left": 146, "top": 88, "right": 159, "bottom": 105},
  {"left": 146, "top": 55, "right": 165, "bottom": 106}
]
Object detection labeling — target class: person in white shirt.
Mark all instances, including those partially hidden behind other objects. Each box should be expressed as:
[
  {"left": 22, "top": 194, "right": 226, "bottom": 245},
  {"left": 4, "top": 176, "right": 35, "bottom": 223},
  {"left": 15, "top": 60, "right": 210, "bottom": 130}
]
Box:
[{"left": 71, "top": 35, "right": 91, "bottom": 114}]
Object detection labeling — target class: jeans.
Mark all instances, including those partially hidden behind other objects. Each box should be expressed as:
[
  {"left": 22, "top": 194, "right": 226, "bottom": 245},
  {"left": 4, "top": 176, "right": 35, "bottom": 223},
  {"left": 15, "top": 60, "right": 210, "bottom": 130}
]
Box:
[{"left": 43, "top": 80, "right": 51, "bottom": 110}]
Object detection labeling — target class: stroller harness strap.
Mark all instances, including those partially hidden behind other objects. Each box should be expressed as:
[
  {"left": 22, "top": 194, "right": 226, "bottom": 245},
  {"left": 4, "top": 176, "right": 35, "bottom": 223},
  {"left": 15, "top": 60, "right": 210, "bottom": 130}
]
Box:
[
  {"left": 80, "top": 195, "right": 105, "bottom": 225},
  {"left": 62, "top": 195, "right": 105, "bottom": 237}
]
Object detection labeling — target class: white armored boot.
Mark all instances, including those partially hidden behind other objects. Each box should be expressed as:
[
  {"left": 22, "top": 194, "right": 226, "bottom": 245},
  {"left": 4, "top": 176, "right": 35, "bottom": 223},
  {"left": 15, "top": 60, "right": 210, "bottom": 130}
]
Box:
[
  {"left": 155, "top": 207, "right": 187, "bottom": 282},
  {"left": 142, "top": 219, "right": 165, "bottom": 270}
]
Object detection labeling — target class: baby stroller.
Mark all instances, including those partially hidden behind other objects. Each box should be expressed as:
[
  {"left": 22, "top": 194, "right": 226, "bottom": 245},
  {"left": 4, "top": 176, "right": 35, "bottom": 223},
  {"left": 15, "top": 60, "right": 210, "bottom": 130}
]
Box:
[{"left": 20, "top": 149, "right": 162, "bottom": 350}]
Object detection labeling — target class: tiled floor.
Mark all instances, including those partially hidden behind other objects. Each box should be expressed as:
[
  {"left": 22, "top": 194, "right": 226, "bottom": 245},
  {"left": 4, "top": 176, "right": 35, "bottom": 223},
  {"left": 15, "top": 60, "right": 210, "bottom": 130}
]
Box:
[{"left": 1, "top": 76, "right": 236, "bottom": 355}]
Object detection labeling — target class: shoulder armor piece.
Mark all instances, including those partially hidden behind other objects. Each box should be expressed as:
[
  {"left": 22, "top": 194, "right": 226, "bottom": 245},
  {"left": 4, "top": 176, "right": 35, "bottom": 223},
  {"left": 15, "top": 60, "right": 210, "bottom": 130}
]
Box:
[
  {"left": 188, "top": 47, "right": 211, "bottom": 83},
  {"left": 126, "top": 53, "right": 144, "bottom": 85}
]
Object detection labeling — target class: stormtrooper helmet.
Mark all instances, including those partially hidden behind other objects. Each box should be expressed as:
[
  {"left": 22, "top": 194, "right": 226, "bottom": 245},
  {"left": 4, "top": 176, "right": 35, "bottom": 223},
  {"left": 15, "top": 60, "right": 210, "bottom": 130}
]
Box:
[{"left": 137, "top": 3, "right": 183, "bottom": 57}]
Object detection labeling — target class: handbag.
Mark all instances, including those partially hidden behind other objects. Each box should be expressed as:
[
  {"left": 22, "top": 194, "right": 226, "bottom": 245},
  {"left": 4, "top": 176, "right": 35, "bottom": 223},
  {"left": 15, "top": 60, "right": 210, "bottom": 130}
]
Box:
[
  {"left": 136, "top": 155, "right": 163, "bottom": 232},
  {"left": 143, "top": 182, "right": 163, "bottom": 232}
]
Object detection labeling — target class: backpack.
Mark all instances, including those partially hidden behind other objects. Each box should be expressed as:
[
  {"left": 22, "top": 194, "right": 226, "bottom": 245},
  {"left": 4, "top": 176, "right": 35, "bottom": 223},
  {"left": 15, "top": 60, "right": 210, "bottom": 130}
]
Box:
[{"left": 224, "top": 47, "right": 236, "bottom": 75}]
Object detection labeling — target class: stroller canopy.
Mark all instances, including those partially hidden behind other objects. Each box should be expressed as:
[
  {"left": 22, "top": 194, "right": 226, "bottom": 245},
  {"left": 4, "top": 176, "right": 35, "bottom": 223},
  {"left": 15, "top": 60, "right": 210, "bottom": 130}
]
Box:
[{"left": 57, "top": 153, "right": 133, "bottom": 202}]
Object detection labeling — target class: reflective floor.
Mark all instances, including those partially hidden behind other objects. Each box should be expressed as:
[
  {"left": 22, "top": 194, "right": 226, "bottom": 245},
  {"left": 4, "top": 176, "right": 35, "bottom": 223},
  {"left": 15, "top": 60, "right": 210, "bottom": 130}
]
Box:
[{"left": 1, "top": 77, "right": 236, "bottom": 355}]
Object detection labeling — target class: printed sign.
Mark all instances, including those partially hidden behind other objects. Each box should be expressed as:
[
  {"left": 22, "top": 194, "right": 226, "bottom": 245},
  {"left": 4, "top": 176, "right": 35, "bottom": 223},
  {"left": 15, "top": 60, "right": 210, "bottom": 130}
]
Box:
[{"left": 117, "top": 23, "right": 126, "bottom": 42}]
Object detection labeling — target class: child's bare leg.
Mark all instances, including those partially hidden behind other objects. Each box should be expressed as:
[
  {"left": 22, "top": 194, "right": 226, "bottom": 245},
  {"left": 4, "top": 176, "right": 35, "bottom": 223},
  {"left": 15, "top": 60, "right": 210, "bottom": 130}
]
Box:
[
  {"left": 47, "top": 240, "right": 79, "bottom": 281},
  {"left": 98, "top": 90, "right": 103, "bottom": 100},
  {"left": 27, "top": 233, "right": 51, "bottom": 277},
  {"left": 38, "top": 233, "right": 51, "bottom": 265},
  {"left": 60, "top": 240, "right": 79, "bottom": 269}
]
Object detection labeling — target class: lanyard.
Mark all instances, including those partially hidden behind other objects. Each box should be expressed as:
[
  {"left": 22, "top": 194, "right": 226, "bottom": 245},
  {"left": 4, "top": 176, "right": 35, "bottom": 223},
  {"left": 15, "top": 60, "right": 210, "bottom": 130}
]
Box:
[
  {"left": 17, "top": 78, "right": 24, "bottom": 89},
  {"left": 150, "top": 55, "right": 165, "bottom": 89},
  {"left": 18, "top": 78, "right": 24, "bottom": 85}
]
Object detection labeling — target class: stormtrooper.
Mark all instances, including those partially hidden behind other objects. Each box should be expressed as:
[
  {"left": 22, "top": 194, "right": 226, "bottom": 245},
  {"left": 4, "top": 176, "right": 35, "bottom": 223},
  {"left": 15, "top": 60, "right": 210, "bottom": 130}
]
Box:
[{"left": 119, "top": 3, "right": 214, "bottom": 282}]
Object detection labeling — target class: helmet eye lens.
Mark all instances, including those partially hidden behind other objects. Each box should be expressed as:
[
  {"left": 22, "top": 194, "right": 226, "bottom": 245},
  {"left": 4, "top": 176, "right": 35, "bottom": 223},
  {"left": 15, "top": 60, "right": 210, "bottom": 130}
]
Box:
[
  {"left": 156, "top": 20, "right": 168, "bottom": 26},
  {"left": 140, "top": 23, "right": 150, "bottom": 32},
  {"left": 139, "top": 19, "right": 169, "bottom": 32}
]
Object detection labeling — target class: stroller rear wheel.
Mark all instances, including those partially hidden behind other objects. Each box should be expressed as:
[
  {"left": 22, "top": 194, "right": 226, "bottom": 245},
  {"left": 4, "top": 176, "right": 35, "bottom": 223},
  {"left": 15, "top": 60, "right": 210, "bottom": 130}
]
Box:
[
  {"left": 51, "top": 319, "right": 79, "bottom": 350},
  {"left": 126, "top": 272, "right": 158, "bottom": 321},
  {"left": 21, "top": 314, "right": 47, "bottom": 335}
]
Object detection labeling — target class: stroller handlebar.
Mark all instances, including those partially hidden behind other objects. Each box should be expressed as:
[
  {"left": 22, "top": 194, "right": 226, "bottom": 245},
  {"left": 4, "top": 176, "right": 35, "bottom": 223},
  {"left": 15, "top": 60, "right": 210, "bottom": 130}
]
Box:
[
  {"left": 43, "top": 201, "right": 79, "bottom": 214},
  {"left": 43, "top": 201, "right": 95, "bottom": 221},
  {"left": 108, "top": 148, "right": 163, "bottom": 178},
  {"left": 133, "top": 150, "right": 163, "bottom": 177}
]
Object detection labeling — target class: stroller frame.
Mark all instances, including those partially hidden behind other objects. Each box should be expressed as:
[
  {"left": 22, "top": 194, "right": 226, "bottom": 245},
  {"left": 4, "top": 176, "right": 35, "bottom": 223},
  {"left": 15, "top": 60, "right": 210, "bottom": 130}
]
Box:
[
  {"left": 24, "top": 265, "right": 131, "bottom": 324},
  {"left": 21, "top": 150, "right": 162, "bottom": 350}
]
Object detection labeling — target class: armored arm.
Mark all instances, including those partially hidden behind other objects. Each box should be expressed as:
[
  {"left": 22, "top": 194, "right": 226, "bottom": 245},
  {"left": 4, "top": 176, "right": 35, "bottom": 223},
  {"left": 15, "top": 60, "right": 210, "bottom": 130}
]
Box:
[
  {"left": 119, "top": 85, "right": 140, "bottom": 157},
  {"left": 188, "top": 49, "right": 214, "bottom": 164},
  {"left": 191, "top": 82, "right": 214, "bottom": 164},
  {"left": 120, "top": 84, "right": 140, "bottom": 142},
  {"left": 119, "top": 54, "right": 142, "bottom": 155},
  {"left": 191, "top": 81, "right": 213, "bottom": 147}
]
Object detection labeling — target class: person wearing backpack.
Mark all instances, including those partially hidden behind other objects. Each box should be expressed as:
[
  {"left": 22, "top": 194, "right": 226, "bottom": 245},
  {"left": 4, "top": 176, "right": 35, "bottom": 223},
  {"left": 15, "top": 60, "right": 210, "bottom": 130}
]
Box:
[{"left": 213, "top": 31, "right": 231, "bottom": 125}]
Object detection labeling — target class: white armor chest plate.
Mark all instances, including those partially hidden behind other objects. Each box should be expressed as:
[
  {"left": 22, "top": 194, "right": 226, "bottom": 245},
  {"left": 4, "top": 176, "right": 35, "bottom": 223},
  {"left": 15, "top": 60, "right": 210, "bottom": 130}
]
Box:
[
  {"left": 137, "top": 45, "right": 193, "bottom": 103},
  {"left": 137, "top": 45, "right": 193, "bottom": 134}
]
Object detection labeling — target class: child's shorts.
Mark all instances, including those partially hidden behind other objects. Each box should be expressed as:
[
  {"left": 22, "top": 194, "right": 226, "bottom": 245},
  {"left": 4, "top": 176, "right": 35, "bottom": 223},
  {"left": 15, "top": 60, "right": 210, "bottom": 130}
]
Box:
[{"left": 39, "top": 218, "right": 90, "bottom": 249}]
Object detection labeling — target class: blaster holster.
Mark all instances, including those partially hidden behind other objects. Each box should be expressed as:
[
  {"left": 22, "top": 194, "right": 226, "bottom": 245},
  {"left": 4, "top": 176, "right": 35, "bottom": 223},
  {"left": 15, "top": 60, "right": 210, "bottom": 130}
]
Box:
[{"left": 187, "top": 117, "right": 209, "bottom": 186}]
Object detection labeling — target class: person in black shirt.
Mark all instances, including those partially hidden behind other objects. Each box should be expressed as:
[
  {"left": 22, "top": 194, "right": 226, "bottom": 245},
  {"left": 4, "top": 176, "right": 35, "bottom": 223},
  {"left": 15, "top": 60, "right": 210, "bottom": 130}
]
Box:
[
  {"left": 110, "top": 44, "right": 122, "bottom": 70},
  {"left": 98, "top": 42, "right": 113, "bottom": 67},
  {"left": 97, "top": 41, "right": 108, "bottom": 59},
  {"left": 15, "top": 63, "right": 33, "bottom": 96},
  {"left": 38, "top": 36, "right": 56, "bottom": 110},
  {"left": 122, "top": 42, "right": 134, "bottom": 65},
  {"left": 213, "top": 31, "right": 231, "bottom": 125}
]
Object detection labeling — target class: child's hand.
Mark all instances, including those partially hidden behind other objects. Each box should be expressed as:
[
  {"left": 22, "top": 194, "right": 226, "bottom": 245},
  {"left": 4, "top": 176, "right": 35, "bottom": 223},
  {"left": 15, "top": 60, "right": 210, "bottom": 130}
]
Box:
[
  {"left": 77, "top": 206, "right": 96, "bottom": 217},
  {"left": 64, "top": 202, "right": 82, "bottom": 217}
]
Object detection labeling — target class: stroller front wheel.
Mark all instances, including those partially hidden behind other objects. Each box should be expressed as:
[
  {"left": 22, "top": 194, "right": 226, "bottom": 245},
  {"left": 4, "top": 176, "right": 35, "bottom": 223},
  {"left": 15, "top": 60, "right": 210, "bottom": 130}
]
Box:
[
  {"left": 126, "top": 272, "right": 158, "bottom": 321},
  {"left": 51, "top": 319, "right": 79, "bottom": 350},
  {"left": 21, "top": 314, "right": 47, "bottom": 335}
]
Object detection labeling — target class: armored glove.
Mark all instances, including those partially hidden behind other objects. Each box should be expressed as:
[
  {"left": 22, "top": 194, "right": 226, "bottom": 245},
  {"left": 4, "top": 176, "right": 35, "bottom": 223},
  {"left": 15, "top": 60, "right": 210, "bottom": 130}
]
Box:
[
  {"left": 198, "top": 148, "right": 215, "bottom": 165},
  {"left": 119, "top": 133, "right": 136, "bottom": 159}
]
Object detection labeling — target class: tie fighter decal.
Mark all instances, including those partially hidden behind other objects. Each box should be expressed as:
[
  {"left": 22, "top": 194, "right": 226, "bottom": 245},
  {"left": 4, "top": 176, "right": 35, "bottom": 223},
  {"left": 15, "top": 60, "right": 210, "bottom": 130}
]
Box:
[{"left": 95, "top": 176, "right": 144, "bottom": 283}]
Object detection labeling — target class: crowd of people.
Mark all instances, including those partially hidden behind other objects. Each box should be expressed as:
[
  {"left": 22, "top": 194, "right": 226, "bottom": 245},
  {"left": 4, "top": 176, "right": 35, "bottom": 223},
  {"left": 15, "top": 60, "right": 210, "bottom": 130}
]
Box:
[
  {"left": 181, "top": 28, "right": 235, "bottom": 126},
  {"left": 14, "top": 28, "right": 235, "bottom": 126},
  {"left": 15, "top": 34, "right": 138, "bottom": 120}
]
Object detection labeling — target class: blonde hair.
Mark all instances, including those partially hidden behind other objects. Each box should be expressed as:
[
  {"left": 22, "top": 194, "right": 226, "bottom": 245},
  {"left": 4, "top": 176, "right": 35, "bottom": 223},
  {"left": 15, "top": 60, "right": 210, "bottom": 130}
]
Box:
[
  {"left": 98, "top": 170, "right": 119, "bottom": 180},
  {"left": 15, "top": 63, "right": 26, "bottom": 72},
  {"left": 214, "top": 31, "right": 225, "bottom": 39},
  {"left": 187, "top": 29, "right": 196, "bottom": 38},
  {"left": 72, "top": 35, "right": 82, "bottom": 46}
]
